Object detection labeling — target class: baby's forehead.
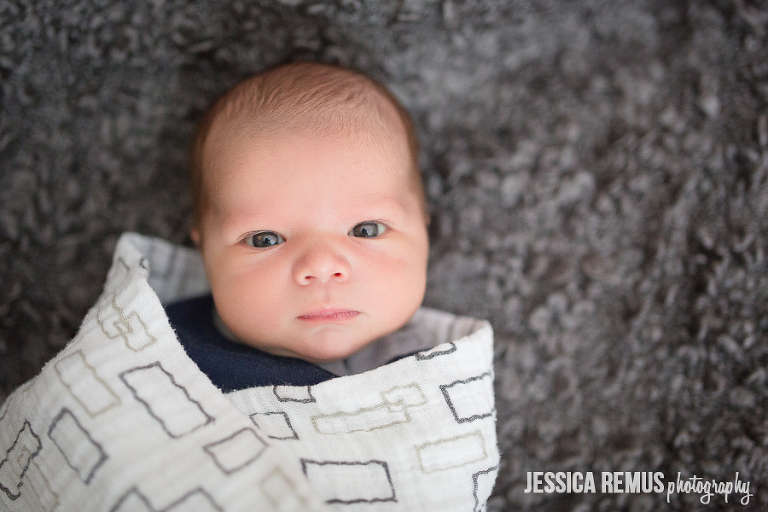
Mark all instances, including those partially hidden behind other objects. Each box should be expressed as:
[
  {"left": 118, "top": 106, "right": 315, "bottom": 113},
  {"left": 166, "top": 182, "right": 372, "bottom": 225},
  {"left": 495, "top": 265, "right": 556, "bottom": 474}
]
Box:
[
  {"left": 203, "top": 129, "right": 419, "bottom": 226},
  {"left": 221, "top": 79, "right": 404, "bottom": 137},
  {"left": 214, "top": 125, "right": 411, "bottom": 180},
  {"left": 205, "top": 91, "right": 412, "bottom": 178},
  {"left": 192, "top": 63, "right": 426, "bottom": 222}
]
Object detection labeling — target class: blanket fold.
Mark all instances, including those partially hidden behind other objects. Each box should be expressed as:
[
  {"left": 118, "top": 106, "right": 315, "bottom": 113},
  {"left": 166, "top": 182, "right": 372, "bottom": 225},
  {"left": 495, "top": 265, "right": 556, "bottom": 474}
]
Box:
[{"left": 0, "top": 233, "right": 498, "bottom": 512}]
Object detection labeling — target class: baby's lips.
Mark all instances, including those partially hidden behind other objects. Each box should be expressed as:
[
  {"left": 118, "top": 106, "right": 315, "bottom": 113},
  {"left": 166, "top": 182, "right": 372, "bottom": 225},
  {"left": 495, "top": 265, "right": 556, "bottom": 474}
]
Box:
[{"left": 297, "top": 309, "right": 360, "bottom": 322}]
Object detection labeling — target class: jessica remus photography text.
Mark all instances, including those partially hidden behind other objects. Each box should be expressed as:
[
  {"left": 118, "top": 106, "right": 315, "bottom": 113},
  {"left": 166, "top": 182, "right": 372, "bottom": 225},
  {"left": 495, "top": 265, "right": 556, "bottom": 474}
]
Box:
[{"left": 524, "top": 471, "right": 753, "bottom": 505}]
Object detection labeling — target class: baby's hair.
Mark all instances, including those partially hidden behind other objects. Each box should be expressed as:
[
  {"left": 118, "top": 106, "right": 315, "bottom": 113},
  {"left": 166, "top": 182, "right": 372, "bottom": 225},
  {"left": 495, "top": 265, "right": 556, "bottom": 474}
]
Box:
[{"left": 189, "top": 62, "right": 426, "bottom": 227}]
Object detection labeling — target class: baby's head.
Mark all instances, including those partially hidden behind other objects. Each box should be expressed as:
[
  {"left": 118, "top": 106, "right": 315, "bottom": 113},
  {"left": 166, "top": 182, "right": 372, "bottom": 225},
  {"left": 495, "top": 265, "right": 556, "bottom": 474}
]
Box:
[{"left": 189, "top": 62, "right": 429, "bottom": 363}]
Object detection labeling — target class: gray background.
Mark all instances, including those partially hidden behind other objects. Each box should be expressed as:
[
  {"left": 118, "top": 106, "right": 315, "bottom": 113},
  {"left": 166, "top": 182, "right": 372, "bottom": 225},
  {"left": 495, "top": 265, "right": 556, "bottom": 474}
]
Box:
[{"left": 1, "top": 0, "right": 767, "bottom": 510}]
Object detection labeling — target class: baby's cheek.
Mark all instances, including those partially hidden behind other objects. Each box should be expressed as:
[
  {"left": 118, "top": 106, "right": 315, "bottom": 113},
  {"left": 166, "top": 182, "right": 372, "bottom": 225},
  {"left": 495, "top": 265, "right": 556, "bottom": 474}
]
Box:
[
  {"left": 218, "top": 285, "right": 275, "bottom": 344},
  {"left": 375, "top": 256, "right": 424, "bottom": 307},
  {"left": 233, "top": 267, "right": 287, "bottom": 321}
]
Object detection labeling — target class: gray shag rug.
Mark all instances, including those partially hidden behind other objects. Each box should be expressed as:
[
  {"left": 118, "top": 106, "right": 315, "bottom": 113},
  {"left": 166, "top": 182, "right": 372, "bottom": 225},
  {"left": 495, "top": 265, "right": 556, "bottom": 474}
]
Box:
[{"left": 1, "top": 1, "right": 767, "bottom": 510}]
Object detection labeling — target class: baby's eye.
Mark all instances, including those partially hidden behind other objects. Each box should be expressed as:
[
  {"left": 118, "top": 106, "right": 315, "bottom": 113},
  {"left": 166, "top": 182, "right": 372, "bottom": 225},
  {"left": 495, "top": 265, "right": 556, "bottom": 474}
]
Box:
[
  {"left": 244, "top": 231, "right": 284, "bottom": 248},
  {"left": 349, "top": 222, "right": 387, "bottom": 238}
]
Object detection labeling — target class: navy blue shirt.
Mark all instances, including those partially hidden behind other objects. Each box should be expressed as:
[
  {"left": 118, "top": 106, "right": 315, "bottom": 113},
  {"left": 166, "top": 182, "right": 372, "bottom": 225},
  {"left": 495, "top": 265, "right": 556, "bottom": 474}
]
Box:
[{"left": 165, "top": 294, "right": 336, "bottom": 392}]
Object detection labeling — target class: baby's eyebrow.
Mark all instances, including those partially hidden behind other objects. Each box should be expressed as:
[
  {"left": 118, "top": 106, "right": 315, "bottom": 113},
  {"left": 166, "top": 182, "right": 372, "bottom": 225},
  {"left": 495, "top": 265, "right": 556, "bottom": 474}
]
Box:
[
  {"left": 215, "top": 195, "right": 410, "bottom": 235},
  {"left": 216, "top": 209, "right": 275, "bottom": 237},
  {"left": 348, "top": 198, "right": 408, "bottom": 220}
]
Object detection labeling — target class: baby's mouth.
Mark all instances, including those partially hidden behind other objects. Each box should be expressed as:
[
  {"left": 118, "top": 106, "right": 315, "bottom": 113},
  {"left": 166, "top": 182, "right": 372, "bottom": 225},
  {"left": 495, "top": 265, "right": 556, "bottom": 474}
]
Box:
[{"left": 298, "top": 309, "right": 360, "bottom": 322}]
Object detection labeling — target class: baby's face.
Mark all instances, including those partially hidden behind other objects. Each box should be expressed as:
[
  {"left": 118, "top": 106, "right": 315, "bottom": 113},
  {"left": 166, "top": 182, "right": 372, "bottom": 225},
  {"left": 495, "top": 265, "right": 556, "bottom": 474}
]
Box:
[{"left": 193, "top": 127, "right": 429, "bottom": 363}]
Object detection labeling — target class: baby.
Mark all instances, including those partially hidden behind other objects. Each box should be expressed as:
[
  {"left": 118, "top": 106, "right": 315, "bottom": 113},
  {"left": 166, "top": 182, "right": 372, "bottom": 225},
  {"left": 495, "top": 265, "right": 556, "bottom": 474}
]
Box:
[
  {"left": 0, "top": 61, "right": 499, "bottom": 512},
  {"left": 165, "top": 62, "right": 432, "bottom": 390}
]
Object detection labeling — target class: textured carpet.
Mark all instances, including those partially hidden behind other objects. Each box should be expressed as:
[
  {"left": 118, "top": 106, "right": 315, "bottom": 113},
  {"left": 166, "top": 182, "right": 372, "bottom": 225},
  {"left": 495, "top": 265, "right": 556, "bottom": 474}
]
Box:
[{"left": 1, "top": 0, "right": 767, "bottom": 510}]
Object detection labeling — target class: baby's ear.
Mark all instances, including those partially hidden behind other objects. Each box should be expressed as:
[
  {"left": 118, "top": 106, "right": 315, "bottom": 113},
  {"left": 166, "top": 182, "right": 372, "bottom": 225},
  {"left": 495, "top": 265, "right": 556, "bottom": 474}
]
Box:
[{"left": 190, "top": 228, "right": 201, "bottom": 248}]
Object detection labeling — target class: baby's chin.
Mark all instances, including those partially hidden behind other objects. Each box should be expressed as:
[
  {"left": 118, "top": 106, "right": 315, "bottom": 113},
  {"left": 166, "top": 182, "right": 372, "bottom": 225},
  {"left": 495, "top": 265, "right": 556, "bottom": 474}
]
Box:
[{"left": 245, "top": 326, "right": 382, "bottom": 364}]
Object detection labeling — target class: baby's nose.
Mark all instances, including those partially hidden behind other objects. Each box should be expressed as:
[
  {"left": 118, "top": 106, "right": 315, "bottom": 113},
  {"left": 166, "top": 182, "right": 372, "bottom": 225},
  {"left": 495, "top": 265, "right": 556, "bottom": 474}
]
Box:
[{"left": 292, "top": 243, "right": 351, "bottom": 285}]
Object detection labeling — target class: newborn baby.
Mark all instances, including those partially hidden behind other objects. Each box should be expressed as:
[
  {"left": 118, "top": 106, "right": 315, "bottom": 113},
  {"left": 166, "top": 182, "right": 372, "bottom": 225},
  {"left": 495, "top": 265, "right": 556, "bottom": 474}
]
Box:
[
  {"left": 166, "top": 62, "right": 432, "bottom": 389},
  {"left": 0, "top": 62, "right": 499, "bottom": 512}
]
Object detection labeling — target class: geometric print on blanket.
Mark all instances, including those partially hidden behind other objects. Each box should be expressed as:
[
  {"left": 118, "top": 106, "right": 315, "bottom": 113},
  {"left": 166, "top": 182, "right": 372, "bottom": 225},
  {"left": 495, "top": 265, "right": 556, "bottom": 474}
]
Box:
[
  {"left": 203, "top": 428, "right": 268, "bottom": 475},
  {"left": 15, "top": 453, "right": 59, "bottom": 511},
  {"left": 258, "top": 466, "right": 311, "bottom": 510},
  {"left": 301, "top": 459, "right": 396, "bottom": 505},
  {"left": 415, "top": 430, "right": 488, "bottom": 474},
  {"left": 415, "top": 341, "right": 457, "bottom": 360},
  {"left": 250, "top": 412, "right": 299, "bottom": 441},
  {"left": 48, "top": 408, "right": 108, "bottom": 485},
  {"left": 472, "top": 465, "right": 500, "bottom": 512},
  {"left": 273, "top": 386, "right": 316, "bottom": 404},
  {"left": 311, "top": 383, "right": 427, "bottom": 435},
  {"left": 440, "top": 372, "right": 495, "bottom": 423},
  {"left": 0, "top": 420, "right": 42, "bottom": 500},
  {"left": 235, "top": 346, "right": 496, "bottom": 509},
  {"left": 120, "top": 362, "right": 214, "bottom": 438},
  {"left": 98, "top": 293, "right": 157, "bottom": 352},
  {"left": 110, "top": 486, "right": 224, "bottom": 512},
  {"left": 54, "top": 350, "right": 121, "bottom": 418}
]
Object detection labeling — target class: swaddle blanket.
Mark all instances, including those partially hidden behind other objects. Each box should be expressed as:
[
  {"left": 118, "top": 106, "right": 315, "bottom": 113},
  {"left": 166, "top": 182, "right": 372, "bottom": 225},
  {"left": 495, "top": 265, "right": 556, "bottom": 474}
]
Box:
[{"left": 0, "top": 233, "right": 498, "bottom": 512}]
